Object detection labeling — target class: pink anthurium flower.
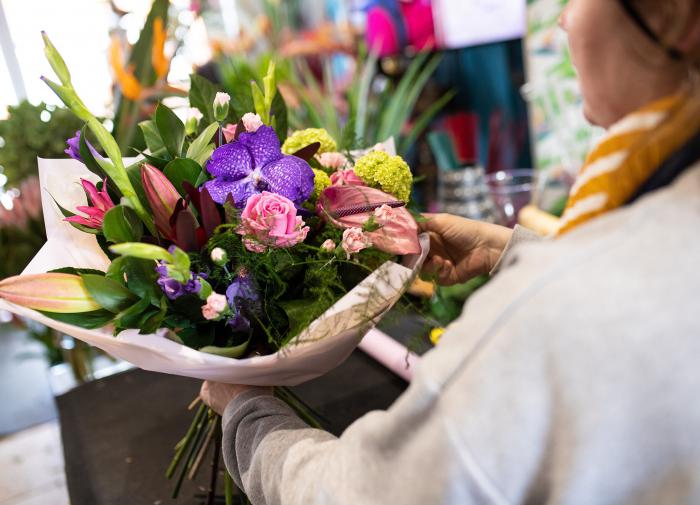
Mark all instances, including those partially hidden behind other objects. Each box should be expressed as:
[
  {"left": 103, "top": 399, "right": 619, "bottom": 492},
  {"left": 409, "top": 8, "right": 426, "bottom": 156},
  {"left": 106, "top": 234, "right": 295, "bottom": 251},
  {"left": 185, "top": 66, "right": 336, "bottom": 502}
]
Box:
[
  {"left": 318, "top": 185, "right": 421, "bottom": 255},
  {"left": 65, "top": 178, "right": 115, "bottom": 229},
  {"left": 141, "top": 163, "right": 182, "bottom": 239},
  {"left": 0, "top": 273, "right": 101, "bottom": 313}
]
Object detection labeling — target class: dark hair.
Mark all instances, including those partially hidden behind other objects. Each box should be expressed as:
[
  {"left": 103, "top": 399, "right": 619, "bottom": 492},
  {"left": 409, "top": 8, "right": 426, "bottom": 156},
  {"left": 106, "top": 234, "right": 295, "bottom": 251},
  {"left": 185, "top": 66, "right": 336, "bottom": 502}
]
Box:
[{"left": 618, "top": 0, "right": 683, "bottom": 60}]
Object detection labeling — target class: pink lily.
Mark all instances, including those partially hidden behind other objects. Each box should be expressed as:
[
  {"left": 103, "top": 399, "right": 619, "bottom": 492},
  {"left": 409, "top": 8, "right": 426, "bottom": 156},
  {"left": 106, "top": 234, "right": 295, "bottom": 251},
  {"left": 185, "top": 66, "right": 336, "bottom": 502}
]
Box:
[
  {"left": 0, "top": 273, "right": 101, "bottom": 313},
  {"left": 65, "top": 178, "right": 115, "bottom": 229},
  {"left": 141, "top": 163, "right": 182, "bottom": 239},
  {"left": 318, "top": 185, "right": 421, "bottom": 255}
]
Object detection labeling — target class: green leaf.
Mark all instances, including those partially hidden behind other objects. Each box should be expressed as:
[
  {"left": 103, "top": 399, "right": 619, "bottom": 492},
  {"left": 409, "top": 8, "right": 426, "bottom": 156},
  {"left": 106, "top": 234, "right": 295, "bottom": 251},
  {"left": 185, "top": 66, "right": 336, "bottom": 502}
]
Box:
[
  {"left": 102, "top": 205, "right": 143, "bottom": 243},
  {"left": 270, "top": 90, "right": 288, "bottom": 143},
  {"left": 155, "top": 103, "right": 186, "bottom": 158},
  {"left": 115, "top": 296, "right": 153, "bottom": 329},
  {"left": 186, "top": 122, "right": 218, "bottom": 166},
  {"left": 139, "top": 120, "right": 166, "bottom": 154},
  {"left": 251, "top": 81, "right": 266, "bottom": 122},
  {"left": 189, "top": 74, "right": 219, "bottom": 125},
  {"left": 399, "top": 89, "right": 456, "bottom": 156},
  {"left": 50, "top": 267, "right": 106, "bottom": 276},
  {"left": 110, "top": 243, "right": 173, "bottom": 262},
  {"left": 199, "top": 338, "right": 250, "bottom": 358},
  {"left": 79, "top": 125, "right": 108, "bottom": 180},
  {"left": 40, "top": 309, "right": 115, "bottom": 329},
  {"left": 164, "top": 158, "right": 203, "bottom": 196},
  {"left": 81, "top": 274, "right": 137, "bottom": 313}
]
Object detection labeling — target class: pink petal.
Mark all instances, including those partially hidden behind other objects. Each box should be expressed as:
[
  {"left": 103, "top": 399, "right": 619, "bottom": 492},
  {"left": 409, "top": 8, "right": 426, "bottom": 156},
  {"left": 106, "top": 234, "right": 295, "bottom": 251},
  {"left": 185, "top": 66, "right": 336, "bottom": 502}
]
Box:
[
  {"left": 65, "top": 215, "right": 99, "bottom": 228},
  {"left": 80, "top": 179, "right": 101, "bottom": 204},
  {"left": 319, "top": 185, "right": 420, "bottom": 255}
]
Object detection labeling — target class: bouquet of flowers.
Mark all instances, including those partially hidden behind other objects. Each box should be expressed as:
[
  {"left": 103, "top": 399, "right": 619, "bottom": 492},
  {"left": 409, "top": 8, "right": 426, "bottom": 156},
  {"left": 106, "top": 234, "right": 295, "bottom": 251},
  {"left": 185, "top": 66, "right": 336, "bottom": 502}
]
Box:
[{"left": 0, "top": 34, "right": 428, "bottom": 386}]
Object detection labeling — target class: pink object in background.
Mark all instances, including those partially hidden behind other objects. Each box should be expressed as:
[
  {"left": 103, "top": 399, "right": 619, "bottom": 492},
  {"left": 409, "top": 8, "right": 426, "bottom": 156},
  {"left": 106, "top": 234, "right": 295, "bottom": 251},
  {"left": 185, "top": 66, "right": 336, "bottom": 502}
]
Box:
[
  {"left": 400, "top": 0, "right": 436, "bottom": 52},
  {"left": 366, "top": 0, "right": 436, "bottom": 56},
  {"left": 358, "top": 328, "right": 420, "bottom": 382},
  {"left": 366, "top": 6, "right": 401, "bottom": 56}
]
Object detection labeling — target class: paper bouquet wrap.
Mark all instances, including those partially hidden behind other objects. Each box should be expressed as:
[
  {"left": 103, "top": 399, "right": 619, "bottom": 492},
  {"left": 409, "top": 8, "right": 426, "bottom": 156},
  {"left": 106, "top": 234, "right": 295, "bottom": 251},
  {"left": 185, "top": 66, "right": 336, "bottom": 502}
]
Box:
[{"left": 0, "top": 159, "right": 429, "bottom": 386}]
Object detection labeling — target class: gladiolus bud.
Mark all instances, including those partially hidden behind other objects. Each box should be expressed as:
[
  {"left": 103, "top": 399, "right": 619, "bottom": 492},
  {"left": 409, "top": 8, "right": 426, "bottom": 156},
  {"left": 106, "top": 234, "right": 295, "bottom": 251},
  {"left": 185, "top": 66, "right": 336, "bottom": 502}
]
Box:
[
  {"left": 141, "top": 163, "right": 182, "bottom": 239},
  {"left": 0, "top": 273, "right": 101, "bottom": 313},
  {"left": 213, "top": 92, "right": 230, "bottom": 122}
]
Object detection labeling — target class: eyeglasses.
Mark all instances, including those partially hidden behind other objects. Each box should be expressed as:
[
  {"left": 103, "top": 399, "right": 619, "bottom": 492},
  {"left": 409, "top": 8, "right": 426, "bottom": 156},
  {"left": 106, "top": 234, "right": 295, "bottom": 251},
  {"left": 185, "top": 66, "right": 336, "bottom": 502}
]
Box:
[{"left": 618, "top": 0, "right": 683, "bottom": 61}]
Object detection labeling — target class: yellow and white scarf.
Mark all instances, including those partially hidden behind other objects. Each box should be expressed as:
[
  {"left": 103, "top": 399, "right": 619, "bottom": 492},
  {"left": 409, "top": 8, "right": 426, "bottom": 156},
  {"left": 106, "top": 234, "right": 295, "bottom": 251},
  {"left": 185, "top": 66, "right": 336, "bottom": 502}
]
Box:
[{"left": 556, "top": 90, "right": 700, "bottom": 236}]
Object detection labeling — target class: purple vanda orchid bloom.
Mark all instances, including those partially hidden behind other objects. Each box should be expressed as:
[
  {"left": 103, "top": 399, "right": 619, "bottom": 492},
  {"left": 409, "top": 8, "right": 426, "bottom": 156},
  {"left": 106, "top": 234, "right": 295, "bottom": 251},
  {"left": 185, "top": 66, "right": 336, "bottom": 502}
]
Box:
[
  {"left": 64, "top": 178, "right": 115, "bottom": 229},
  {"left": 203, "top": 125, "right": 315, "bottom": 207},
  {"left": 65, "top": 131, "right": 100, "bottom": 163}
]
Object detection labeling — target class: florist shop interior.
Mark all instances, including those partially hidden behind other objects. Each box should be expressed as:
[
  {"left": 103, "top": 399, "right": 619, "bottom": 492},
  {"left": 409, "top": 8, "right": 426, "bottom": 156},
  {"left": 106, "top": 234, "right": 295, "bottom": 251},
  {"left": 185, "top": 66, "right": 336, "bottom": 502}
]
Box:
[{"left": 2, "top": 0, "right": 699, "bottom": 504}]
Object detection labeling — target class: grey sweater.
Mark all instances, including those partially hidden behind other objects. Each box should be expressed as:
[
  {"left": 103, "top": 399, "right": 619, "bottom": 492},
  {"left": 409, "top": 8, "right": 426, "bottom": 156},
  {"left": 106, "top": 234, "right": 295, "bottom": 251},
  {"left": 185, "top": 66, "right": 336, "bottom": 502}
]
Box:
[{"left": 223, "top": 162, "right": 700, "bottom": 505}]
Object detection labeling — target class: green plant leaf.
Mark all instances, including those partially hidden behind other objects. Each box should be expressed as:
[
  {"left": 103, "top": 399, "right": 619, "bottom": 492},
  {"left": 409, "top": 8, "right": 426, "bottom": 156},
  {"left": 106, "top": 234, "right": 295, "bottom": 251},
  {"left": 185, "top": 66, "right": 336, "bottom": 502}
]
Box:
[
  {"left": 270, "top": 90, "right": 288, "bottom": 143},
  {"left": 186, "top": 122, "right": 218, "bottom": 166},
  {"left": 115, "top": 296, "right": 153, "bottom": 329},
  {"left": 81, "top": 273, "right": 137, "bottom": 313},
  {"left": 199, "top": 338, "right": 250, "bottom": 358},
  {"left": 102, "top": 205, "right": 143, "bottom": 243},
  {"left": 155, "top": 103, "right": 186, "bottom": 158},
  {"left": 139, "top": 120, "right": 166, "bottom": 154},
  {"left": 189, "top": 74, "right": 219, "bottom": 125},
  {"left": 399, "top": 89, "right": 456, "bottom": 155},
  {"left": 164, "top": 158, "right": 203, "bottom": 196},
  {"left": 40, "top": 309, "right": 115, "bottom": 329}
]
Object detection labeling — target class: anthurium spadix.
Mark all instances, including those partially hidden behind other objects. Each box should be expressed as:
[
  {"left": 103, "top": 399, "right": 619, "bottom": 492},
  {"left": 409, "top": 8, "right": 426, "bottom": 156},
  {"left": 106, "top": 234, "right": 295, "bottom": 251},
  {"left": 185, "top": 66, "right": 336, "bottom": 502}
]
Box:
[{"left": 0, "top": 273, "right": 101, "bottom": 313}]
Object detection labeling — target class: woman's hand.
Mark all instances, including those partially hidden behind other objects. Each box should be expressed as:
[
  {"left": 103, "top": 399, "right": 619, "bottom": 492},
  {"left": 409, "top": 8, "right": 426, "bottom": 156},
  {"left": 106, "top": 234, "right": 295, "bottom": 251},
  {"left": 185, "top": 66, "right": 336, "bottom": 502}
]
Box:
[
  {"left": 200, "top": 381, "right": 272, "bottom": 415},
  {"left": 420, "top": 213, "right": 512, "bottom": 286}
]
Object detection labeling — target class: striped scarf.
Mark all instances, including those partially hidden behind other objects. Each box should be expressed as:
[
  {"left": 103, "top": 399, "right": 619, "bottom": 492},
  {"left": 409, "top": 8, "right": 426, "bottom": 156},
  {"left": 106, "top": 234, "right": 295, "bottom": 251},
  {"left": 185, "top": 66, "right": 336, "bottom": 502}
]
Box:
[{"left": 556, "top": 90, "right": 700, "bottom": 236}]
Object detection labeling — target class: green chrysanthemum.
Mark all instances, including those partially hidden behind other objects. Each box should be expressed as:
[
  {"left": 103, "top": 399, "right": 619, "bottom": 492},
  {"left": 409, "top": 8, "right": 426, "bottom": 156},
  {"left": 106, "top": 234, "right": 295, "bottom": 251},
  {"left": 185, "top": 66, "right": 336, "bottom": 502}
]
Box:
[
  {"left": 354, "top": 151, "right": 413, "bottom": 202},
  {"left": 282, "top": 128, "right": 337, "bottom": 155},
  {"left": 310, "top": 168, "right": 331, "bottom": 202}
]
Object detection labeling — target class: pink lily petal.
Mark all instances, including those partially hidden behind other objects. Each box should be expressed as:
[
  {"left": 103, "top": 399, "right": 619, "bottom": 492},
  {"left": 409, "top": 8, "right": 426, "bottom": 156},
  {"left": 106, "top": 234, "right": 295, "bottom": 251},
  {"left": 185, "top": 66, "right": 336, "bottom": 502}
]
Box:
[
  {"left": 65, "top": 215, "right": 100, "bottom": 228},
  {"left": 318, "top": 185, "right": 420, "bottom": 255}
]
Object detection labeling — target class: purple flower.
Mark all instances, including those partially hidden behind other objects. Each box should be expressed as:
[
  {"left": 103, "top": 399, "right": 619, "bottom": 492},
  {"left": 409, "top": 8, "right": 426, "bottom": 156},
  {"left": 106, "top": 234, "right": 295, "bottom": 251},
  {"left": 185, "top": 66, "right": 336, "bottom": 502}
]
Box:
[
  {"left": 203, "top": 126, "right": 315, "bottom": 207},
  {"left": 65, "top": 131, "right": 100, "bottom": 162},
  {"left": 155, "top": 260, "right": 203, "bottom": 301},
  {"left": 225, "top": 271, "right": 260, "bottom": 331}
]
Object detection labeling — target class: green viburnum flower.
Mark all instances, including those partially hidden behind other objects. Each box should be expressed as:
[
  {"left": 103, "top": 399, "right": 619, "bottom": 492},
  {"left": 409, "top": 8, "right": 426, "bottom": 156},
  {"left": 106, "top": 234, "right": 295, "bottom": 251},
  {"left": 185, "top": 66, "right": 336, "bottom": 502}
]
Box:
[
  {"left": 282, "top": 128, "right": 337, "bottom": 155},
  {"left": 354, "top": 151, "right": 413, "bottom": 202},
  {"left": 310, "top": 168, "right": 331, "bottom": 202}
]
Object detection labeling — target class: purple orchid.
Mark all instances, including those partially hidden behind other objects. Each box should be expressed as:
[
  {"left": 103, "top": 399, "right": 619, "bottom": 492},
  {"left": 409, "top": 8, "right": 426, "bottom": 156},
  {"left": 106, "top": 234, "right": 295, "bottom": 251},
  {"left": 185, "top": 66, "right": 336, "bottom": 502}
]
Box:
[
  {"left": 65, "top": 131, "right": 100, "bottom": 163},
  {"left": 203, "top": 125, "right": 315, "bottom": 207}
]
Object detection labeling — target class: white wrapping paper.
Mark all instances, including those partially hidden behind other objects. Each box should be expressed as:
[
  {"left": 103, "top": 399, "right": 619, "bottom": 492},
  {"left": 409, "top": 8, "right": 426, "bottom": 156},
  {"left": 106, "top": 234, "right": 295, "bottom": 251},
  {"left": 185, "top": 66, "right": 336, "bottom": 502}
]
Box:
[{"left": 0, "top": 159, "right": 429, "bottom": 386}]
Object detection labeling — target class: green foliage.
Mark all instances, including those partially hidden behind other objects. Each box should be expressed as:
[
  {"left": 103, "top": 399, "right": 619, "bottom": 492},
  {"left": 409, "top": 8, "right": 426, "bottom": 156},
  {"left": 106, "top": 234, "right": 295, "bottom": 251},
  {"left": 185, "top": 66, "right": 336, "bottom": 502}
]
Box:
[
  {"left": 164, "top": 158, "right": 203, "bottom": 196},
  {"left": 155, "top": 103, "right": 186, "bottom": 158},
  {"left": 102, "top": 205, "right": 143, "bottom": 243},
  {"left": 0, "top": 101, "right": 82, "bottom": 186}
]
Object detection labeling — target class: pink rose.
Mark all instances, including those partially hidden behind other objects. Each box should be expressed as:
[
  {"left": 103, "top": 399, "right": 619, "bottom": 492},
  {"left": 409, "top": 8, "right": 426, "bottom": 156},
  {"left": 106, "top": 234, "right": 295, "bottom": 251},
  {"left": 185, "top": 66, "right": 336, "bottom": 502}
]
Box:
[
  {"left": 238, "top": 192, "right": 310, "bottom": 252},
  {"left": 341, "top": 227, "right": 372, "bottom": 259},
  {"left": 321, "top": 239, "right": 336, "bottom": 252},
  {"left": 318, "top": 152, "right": 348, "bottom": 170},
  {"left": 330, "top": 169, "right": 365, "bottom": 187},
  {"left": 373, "top": 204, "right": 397, "bottom": 225},
  {"left": 202, "top": 293, "right": 228, "bottom": 320},
  {"left": 241, "top": 112, "right": 264, "bottom": 132},
  {"left": 222, "top": 123, "right": 238, "bottom": 143}
]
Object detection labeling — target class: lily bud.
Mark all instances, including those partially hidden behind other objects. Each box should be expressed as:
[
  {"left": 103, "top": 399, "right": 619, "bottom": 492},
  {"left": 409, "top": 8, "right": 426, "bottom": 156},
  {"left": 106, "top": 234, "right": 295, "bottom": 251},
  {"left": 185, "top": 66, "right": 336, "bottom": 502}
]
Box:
[
  {"left": 213, "top": 92, "right": 230, "bottom": 122},
  {"left": 0, "top": 273, "right": 101, "bottom": 313},
  {"left": 141, "top": 163, "right": 181, "bottom": 239}
]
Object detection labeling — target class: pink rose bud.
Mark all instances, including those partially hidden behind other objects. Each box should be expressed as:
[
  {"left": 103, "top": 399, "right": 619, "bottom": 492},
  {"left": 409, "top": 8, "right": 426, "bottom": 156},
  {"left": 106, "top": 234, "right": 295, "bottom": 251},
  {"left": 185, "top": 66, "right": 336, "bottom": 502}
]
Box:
[
  {"left": 238, "top": 192, "right": 310, "bottom": 252},
  {"left": 222, "top": 123, "right": 238, "bottom": 143},
  {"left": 341, "top": 227, "right": 372, "bottom": 259},
  {"left": 321, "top": 239, "right": 336, "bottom": 252},
  {"left": 318, "top": 152, "right": 348, "bottom": 170},
  {"left": 241, "top": 112, "right": 264, "bottom": 132},
  {"left": 202, "top": 293, "right": 228, "bottom": 320},
  {"left": 330, "top": 169, "right": 365, "bottom": 187},
  {"left": 373, "top": 204, "right": 397, "bottom": 225}
]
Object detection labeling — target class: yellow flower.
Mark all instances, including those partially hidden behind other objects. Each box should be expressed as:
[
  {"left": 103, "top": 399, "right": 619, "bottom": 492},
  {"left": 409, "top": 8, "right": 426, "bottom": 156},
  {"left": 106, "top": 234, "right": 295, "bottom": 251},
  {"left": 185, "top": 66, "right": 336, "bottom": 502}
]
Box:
[
  {"left": 109, "top": 36, "right": 142, "bottom": 101},
  {"left": 353, "top": 151, "right": 413, "bottom": 202},
  {"left": 310, "top": 168, "right": 331, "bottom": 202},
  {"left": 282, "top": 128, "right": 337, "bottom": 155},
  {"left": 429, "top": 327, "right": 445, "bottom": 345},
  {"left": 151, "top": 17, "right": 169, "bottom": 80}
]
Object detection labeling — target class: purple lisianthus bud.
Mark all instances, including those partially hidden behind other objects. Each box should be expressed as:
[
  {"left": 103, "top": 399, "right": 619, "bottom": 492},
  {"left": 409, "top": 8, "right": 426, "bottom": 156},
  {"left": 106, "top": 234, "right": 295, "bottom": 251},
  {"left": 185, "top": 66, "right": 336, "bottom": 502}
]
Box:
[
  {"left": 157, "top": 276, "right": 186, "bottom": 300},
  {"left": 227, "top": 313, "right": 251, "bottom": 332}
]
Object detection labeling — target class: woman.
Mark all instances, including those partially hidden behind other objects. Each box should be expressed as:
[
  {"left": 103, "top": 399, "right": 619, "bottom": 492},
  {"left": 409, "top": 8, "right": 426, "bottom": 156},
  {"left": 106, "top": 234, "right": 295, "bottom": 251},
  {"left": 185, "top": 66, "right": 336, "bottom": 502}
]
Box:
[{"left": 201, "top": 1, "right": 700, "bottom": 503}]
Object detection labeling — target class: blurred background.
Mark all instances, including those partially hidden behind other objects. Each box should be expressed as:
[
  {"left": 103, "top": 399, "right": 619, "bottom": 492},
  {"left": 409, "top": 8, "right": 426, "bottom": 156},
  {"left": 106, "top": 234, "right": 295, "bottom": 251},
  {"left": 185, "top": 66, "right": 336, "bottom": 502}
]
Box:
[{"left": 0, "top": 1, "right": 602, "bottom": 503}]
